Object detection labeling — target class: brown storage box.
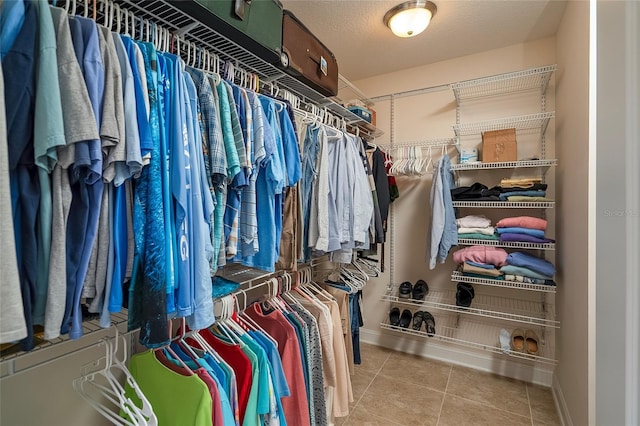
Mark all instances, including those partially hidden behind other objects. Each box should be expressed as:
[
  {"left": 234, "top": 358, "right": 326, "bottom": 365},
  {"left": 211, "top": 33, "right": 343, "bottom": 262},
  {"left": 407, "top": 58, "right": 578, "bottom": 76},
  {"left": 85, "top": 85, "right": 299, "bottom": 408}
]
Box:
[{"left": 481, "top": 128, "right": 517, "bottom": 162}]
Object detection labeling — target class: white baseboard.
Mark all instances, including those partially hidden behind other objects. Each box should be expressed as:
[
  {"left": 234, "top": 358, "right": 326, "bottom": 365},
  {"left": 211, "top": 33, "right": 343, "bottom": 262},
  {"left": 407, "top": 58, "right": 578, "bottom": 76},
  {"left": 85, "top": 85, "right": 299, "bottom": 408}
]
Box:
[
  {"left": 552, "top": 373, "right": 573, "bottom": 426},
  {"left": 360, "top": 327, "right": 555, "bottom": 386}
]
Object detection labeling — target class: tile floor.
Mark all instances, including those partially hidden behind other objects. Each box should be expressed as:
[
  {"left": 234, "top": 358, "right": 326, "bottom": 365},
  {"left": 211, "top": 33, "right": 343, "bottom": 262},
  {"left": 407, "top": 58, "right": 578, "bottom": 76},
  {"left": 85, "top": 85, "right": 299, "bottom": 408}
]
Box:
[{"left": 336, "top": 343, "right": 562, "bottom": 426}]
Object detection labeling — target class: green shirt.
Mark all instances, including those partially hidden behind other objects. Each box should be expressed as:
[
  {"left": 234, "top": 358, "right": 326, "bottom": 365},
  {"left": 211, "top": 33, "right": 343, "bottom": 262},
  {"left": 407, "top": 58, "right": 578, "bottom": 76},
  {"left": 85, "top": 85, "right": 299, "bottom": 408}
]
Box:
[{"left": 125, "top": 350, "right": 213, "bottom": 426}]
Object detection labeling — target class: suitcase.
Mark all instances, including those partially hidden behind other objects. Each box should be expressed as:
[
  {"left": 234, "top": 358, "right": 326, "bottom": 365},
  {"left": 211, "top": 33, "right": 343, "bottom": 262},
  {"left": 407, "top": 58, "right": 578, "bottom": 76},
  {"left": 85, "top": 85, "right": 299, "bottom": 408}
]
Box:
[
  {"left": 169, "top": 0, "right": 283, "bottom": 64},
  {"left": 280, "top": 10, "right": 339, "bottom": 97}
]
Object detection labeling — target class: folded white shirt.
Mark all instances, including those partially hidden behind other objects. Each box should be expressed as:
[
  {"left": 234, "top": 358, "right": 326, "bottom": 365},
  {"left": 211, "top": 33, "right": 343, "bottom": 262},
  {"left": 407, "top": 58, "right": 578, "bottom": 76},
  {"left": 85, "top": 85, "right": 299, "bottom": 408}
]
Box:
[
  {"left": 456, "top": 215, "right": 492, "bottom": 228},
  {"left": 457, "top": 226, "right": 495, "bottom": 236}
]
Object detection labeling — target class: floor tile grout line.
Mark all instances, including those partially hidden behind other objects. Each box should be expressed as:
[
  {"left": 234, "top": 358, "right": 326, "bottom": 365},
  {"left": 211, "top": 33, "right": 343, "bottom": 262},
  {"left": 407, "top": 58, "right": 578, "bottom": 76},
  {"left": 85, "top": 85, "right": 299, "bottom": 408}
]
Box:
[
  {"left": 436, "top": 365, "right": 453, "bottom": 425},
  {"left": 442, "top": 392, "right": 533, "bottom": 421},
  {"left": 526, "top": 383, "right": 535, "bottom": 426},
  {"left": 352, "top": 351, "right": 393, "bottom": 408}
]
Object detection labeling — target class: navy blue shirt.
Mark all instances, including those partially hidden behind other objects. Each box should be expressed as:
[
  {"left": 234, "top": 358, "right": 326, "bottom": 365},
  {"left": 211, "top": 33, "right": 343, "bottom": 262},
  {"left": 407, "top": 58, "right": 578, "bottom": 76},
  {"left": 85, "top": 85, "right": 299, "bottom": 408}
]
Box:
[{"left": 2, "top": 0, "right": 38, "bottom": 351}]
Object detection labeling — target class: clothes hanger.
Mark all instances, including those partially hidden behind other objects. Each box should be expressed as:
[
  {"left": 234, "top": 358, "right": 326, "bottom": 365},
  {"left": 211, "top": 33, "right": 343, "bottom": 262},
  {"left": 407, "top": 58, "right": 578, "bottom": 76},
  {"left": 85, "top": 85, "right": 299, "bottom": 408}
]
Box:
[
  {"left": 74, "top": 370, "right": 141, "bottom": 426},
  {"left": 130, "top": 11, "right": 136, "bottom": 40},
  {"left": 73, "top": 335, "right": 150, "bottom": 426},
  {"left": 171, "top": 319, "right": 204, "bottom": 364},
  {"left": 211, "top": 296, "right": 243, "bottom": 345},
  {"left": 222, "top": 296, "right": 248, "bottom": 337},
  {"left": 108, "top": 330, "right": 157, "bottom": 426},
  {"left": 114, "top": 3, "right": 121, "bottom": 34}
]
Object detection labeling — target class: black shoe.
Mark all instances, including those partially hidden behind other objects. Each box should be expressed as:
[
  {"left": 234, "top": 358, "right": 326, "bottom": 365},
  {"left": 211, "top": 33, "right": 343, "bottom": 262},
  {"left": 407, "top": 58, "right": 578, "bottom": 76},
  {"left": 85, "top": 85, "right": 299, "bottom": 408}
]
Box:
[
  {"left": 456, "top": 283, "right": 475, "bottom": 307},
  {"left": 399, "top": 309, "right": 412, "bottom": 328},
  {"left": 423, "top": 311, "right": 436, "bottom": 336},
  {"left": 412, "top": 311, "right": 424, "bottom": 330},
  {"left": 399, "top": 281, "right": 412, "bottom": 299},
  {"left": 389, "top": 307, "right": 401, "bottom": 326},
  {"left": 412, "top": 280, "right": 429, "bottom": 300}
]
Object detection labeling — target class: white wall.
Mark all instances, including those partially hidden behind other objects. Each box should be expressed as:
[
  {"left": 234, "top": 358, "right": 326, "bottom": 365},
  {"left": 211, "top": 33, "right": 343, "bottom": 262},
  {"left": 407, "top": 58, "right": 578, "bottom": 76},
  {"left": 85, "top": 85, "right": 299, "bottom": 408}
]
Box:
[
  {"left": 594, "top": 1, "right": 640, "bottom": 425},
  {"left": 349, "top": 38, "right": 559, "bottom": 384},
  {"left": 554, "top": 1, "right": 590, "bottom": 426}
]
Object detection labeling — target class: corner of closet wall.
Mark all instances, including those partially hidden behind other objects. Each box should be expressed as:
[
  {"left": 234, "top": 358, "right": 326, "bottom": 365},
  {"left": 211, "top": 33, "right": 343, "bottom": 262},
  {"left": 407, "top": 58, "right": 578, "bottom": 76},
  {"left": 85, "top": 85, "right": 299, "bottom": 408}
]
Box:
[{"left": 345, "top": 36, "right": 558, "bottom": 384}]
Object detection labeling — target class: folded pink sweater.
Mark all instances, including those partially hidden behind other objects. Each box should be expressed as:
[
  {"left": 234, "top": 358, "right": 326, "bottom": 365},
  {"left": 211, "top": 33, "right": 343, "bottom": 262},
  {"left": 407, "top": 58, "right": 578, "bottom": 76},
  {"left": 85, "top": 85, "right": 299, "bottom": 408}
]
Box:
[
  {"left": 495, "top": 216, "right": 547, "bottom": 231},
  {"left": 453, "top": 246, "right": 508, "bottom": 267}
]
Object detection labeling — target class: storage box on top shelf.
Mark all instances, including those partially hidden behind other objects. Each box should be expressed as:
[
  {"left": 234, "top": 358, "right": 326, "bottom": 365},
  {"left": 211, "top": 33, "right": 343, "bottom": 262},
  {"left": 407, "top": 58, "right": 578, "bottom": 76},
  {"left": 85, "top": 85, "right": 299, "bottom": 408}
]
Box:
[
  {"left": 347, "top": 105, "right": 373, "bottom": 123},
  {"left": 481, "top": 128, "right": 517, "bottom": 162}
]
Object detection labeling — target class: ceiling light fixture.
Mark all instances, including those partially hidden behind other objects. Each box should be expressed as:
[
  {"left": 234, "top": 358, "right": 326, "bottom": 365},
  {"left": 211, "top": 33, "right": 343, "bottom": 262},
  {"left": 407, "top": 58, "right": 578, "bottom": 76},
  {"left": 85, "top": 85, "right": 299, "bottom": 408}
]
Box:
[{"left": 383, "top": 0, "right": 437, "bottom": 38}]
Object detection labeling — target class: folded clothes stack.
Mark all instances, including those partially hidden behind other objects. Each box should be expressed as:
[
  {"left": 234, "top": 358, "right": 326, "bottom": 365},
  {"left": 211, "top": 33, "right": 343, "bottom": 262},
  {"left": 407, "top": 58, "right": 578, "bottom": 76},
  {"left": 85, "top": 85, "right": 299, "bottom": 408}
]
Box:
[
  {"left": 495, "top": 216, "right": 555, "bottom": 243},
  {"left": 456, "top": 215, "right": 498, "bottom": 240},
  {"left": 499, "top": 178, "right": 553, "bottom": 202},
  {"left": 453, "top": 245, "right": 507, "bottom": 279},
  {"left": 451, "top": 180, "right": 553, "bottom": 202},
  {"left": 500, "top": 251, "right": 556, "bottom": 285}
]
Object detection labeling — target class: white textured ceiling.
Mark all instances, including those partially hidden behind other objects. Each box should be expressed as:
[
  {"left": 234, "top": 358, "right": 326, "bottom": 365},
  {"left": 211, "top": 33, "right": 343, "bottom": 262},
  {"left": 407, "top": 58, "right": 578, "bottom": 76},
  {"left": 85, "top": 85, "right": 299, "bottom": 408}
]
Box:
[{"left": 280, "top": 0, "right": 568, "bottom": 81}]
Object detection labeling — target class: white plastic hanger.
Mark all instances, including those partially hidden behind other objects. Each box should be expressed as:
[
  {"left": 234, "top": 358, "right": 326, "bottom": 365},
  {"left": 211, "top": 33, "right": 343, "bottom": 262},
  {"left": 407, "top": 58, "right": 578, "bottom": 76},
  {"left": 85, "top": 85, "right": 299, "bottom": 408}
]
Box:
[
  {"left": 107, "top": 331, "right": 157, "bottom": 426},
  {"left": 130, "top": 11, "right": 136, "bottom": 39},
  {"left": 73, "top": 330, "right": 155, "bottom": 426},
  {"left": 114, "top": 3, "right": 121, "bottom": 34}
]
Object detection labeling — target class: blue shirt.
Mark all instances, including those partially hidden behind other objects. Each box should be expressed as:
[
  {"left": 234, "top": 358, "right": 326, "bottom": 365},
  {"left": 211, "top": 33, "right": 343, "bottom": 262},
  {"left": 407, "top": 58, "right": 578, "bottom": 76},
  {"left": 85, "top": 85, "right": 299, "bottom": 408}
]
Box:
[
  {"left": 437, "top": 154, "right": 458, "bottom": 263},
  {"left": 2, "top": 0, "right": 37, "bottom": 351},
  {"left": 0, "top": 0, "right": 25, "bottom": 59},
  {"left": 154, "top": 53, "right": 176, "bottom": 316},
  {"left": 130, "top": 42, "right": 168, "bottom": 348},
  {"left": 241, "top": 97, "right": 283, "bottom": 272},
  {"left": 167, "top": 55, "right": 193, "bottom": 318},
  {"left": 249, "top": 330, "right": 290, "bottom": 398},
  {"left": 120, "top": 35, "right": 152, "bottom": 160},
  {"left": 278, "top": 105, "right": 302, "bottom": 187},
  {"left": 65, "top": 16, "right": 106, "bottom": 341},
  {"left": 184, "top": 71, "right": 215, "bottom": 330}
]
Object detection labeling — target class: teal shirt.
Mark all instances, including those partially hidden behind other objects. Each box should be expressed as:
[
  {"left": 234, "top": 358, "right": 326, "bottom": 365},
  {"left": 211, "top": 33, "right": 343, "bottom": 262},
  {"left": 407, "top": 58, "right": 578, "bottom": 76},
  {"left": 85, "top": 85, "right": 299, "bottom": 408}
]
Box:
[
  {"left": 216, "top": 80, "right": 240, "bottom": 180},
  {"left": 33, "top": 0, "right": 66, "bottom": 324},
  {"left": 239, "top": 342, "right": 261, "bottom": 426},
  {"left": 240, "top": 333, "right": 286, "bottom": 425}
]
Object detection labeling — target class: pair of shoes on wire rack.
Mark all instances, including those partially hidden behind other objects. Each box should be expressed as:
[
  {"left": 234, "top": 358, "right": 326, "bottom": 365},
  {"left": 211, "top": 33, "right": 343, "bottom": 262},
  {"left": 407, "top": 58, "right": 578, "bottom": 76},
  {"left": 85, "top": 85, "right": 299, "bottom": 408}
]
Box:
[
  {"left": 389, "top": 308, "right": 413, "bottom": 329},
  {"left": 411, "top": 311, "right": 436, "bottom": 336},
  {"left": 398, "top": 280, "right": 429, "bottom": 300},
  {"left": 510, "top": 328, "right": 540, "bottom": 355}
]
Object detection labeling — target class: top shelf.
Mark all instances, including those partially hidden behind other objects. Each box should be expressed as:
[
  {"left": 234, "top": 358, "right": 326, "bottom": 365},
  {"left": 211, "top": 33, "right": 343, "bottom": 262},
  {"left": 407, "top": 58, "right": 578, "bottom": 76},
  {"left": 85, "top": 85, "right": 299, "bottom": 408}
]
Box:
[
  {"left": 453, "top": 112, "right": 555, "bottom": 137},
  {"left": 115, "top": 0, "right": 383, "bottom": 138},
  {"left": 450, "top": 65, "right": 557, "bottom": 104}
]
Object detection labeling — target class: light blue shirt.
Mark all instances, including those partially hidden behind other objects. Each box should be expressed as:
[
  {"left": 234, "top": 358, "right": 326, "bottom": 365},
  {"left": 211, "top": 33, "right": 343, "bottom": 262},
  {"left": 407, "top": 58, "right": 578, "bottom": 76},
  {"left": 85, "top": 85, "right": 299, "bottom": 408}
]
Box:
[
  {"left": 437, "top": 154, "right": 458, "bottom": 263},
  {"left": 169, "top": 55, "right": 192, "bottom": 317},
  {"left": 184, "top": 71, "right": 215, "bottom": 330},
  {"left": 155, "top": 53, "right": 176, "bottom": 316},
  {"left": 241, "top": 97, "right": 284, "bottom": 272}
]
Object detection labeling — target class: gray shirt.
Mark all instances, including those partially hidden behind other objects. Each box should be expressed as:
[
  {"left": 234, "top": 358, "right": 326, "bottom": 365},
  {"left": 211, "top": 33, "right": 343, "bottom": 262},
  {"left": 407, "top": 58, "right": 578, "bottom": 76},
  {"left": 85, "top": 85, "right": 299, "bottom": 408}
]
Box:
[
  {"left": 45, "top": 7, "right": 100, "bottom": 340},
  {"left": 98, "top": 25, "right": 125, "bottom": 184},
  {"left": 0, "top": 65, "right": 28, "bottom": 344}
]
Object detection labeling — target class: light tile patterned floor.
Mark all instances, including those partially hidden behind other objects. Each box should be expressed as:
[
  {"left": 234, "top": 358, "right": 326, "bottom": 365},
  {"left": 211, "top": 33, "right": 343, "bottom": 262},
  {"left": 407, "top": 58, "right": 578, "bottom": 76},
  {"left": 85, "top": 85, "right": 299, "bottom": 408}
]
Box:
[{"left": 336, "top": 343, "right": 562, "bottom": 426}]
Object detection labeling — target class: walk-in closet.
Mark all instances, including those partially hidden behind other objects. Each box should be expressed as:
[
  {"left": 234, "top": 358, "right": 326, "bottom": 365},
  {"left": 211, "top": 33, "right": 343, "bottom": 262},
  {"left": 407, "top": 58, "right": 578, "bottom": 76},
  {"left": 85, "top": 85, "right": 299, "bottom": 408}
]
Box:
[{"left": 1, "top": 1, "right": 638, "bottom": 425}]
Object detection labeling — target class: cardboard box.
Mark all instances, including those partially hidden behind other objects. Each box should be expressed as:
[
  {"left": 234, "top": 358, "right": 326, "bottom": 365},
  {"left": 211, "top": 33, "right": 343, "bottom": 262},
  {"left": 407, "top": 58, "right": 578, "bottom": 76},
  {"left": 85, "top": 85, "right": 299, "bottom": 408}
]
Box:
[{"left": 481, "top": 128, "right": 517, "bottom": 162}]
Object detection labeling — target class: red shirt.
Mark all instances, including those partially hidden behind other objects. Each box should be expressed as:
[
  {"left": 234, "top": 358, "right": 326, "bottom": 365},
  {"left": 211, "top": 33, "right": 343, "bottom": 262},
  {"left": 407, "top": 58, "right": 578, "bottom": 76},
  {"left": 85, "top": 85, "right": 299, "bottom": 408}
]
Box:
[{"left": 199, "top": 329, "right": 253, "bottom": 425}]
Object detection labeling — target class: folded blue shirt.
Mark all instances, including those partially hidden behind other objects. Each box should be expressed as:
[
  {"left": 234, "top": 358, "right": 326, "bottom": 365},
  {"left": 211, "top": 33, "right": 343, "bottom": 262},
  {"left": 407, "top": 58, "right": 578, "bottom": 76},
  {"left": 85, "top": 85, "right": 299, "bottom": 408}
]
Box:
[
  {"left": 499, "top": 190, "right": 546, "bottom": 201},
  {"left": 500, "top": 265, "right": 553, "bottom": 280},
  {"left": 466, "top": 261, "right": 497, "bottom": 270},
  {"left": 505, "top": 252, "right": 556, "bottom": 277},
  {"left": 495, "top": 227, "right": 545, "bottom": 238}
]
